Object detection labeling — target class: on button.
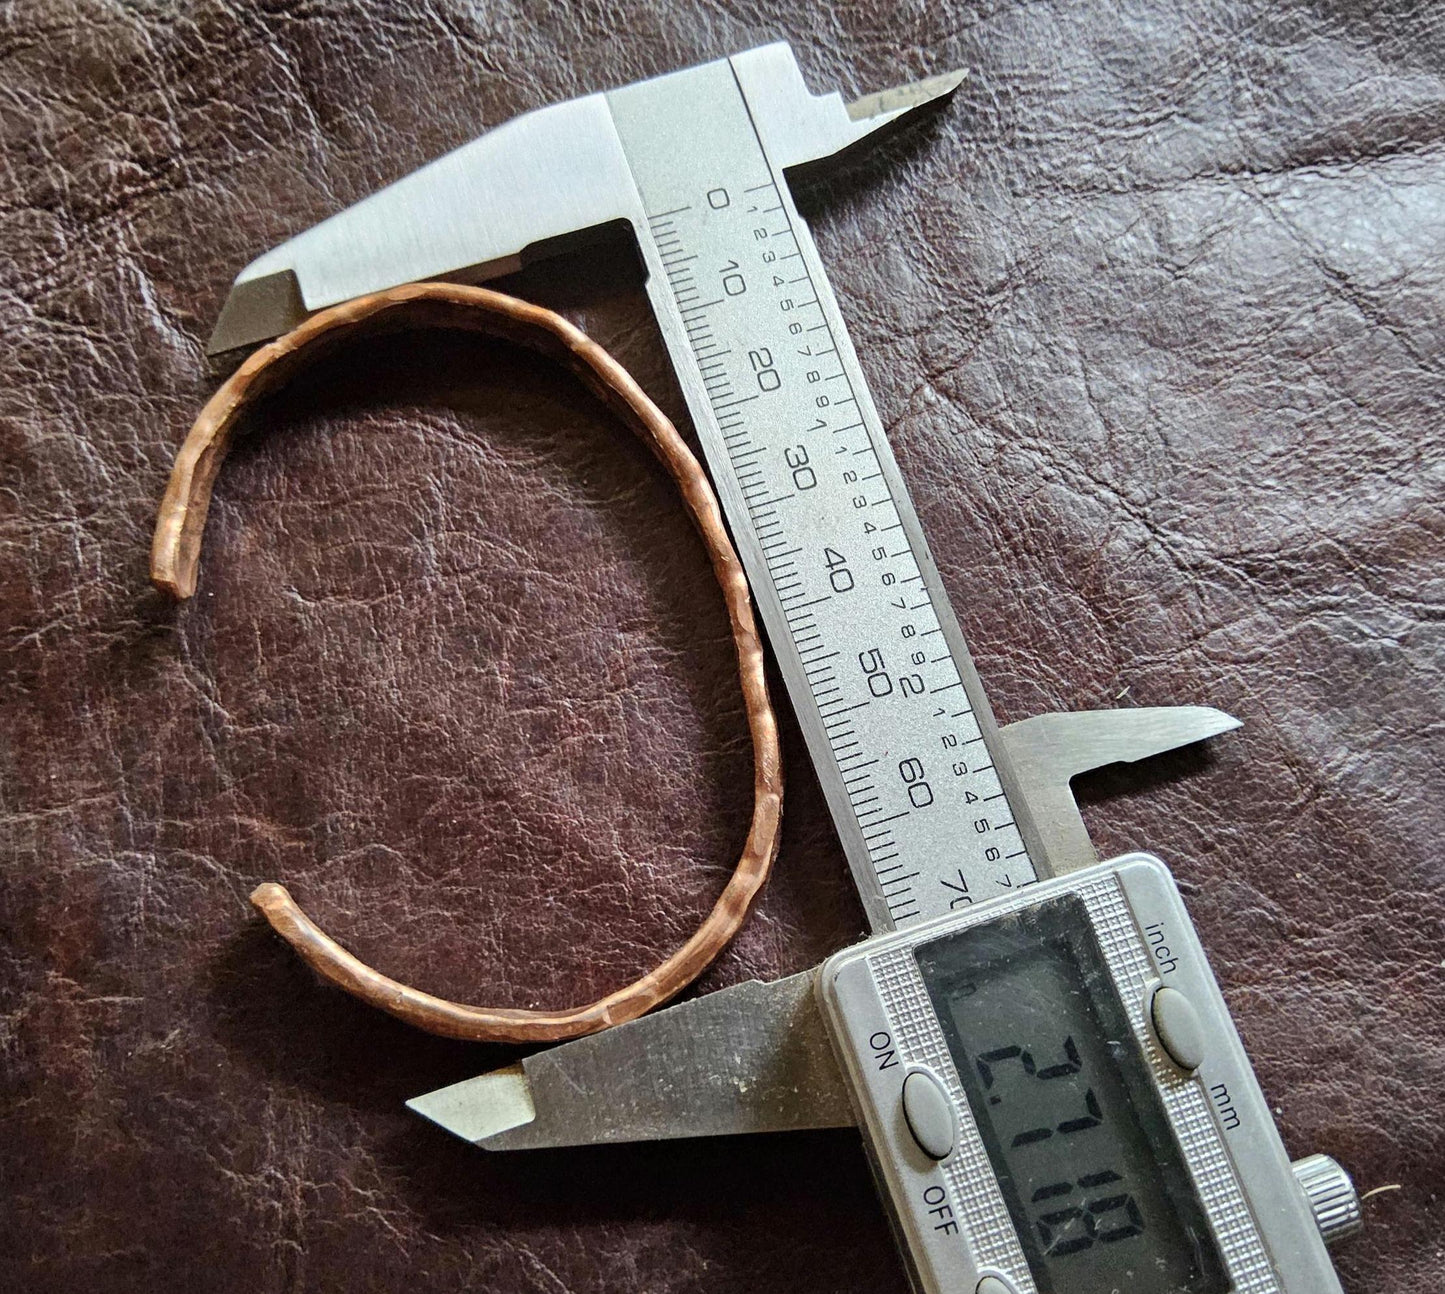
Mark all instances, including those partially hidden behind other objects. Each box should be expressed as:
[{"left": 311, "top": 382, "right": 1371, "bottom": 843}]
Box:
[{"left": 901, "top": 1069, "right": 955, "bottom": 1161}]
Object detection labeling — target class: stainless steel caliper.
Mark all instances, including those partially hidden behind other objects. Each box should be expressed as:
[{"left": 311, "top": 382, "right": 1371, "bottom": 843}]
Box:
[{"left": 210, "top": 45, "right": 1363, "bottom": 1294}]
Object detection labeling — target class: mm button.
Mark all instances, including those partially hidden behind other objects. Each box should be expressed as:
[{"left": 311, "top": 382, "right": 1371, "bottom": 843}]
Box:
[
  {"left": 901, "top": 1069, "right": 955, "bottom": 1161},
  {"left": 1151, "top": 986, "right": 1207, "bottom": 1072}
]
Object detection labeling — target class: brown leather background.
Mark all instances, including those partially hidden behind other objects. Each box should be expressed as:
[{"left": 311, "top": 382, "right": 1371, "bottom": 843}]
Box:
[{"left": 3, "top": 2, "right": 1442, "bottom": 1291}]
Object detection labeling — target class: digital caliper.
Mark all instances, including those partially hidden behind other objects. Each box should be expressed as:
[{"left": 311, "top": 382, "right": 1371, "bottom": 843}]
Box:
[{"left": 209, "top": 44, "right": 1363, "bottom": 1294}]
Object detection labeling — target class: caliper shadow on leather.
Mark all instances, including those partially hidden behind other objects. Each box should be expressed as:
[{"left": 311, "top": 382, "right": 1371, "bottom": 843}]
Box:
[
  {"left": 1073, "top": 740, "right": 1225, "bottom": 814},
  {"left": 387, "top": 1114, "right": 900, "bottom": 1275}
]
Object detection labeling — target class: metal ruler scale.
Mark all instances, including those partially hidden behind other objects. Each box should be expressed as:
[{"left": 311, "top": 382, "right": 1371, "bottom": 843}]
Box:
[{"left": 609, "top": 59, "right": 1039, "bottom": 932}]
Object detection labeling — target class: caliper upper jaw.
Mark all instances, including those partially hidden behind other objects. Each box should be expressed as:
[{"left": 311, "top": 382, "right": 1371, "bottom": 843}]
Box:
[
  {"left": 206, "top": 93, "right": 641, "bottom": 355},
  {"left": 730, "top": 44, "right": 966, "bottom": 171}
]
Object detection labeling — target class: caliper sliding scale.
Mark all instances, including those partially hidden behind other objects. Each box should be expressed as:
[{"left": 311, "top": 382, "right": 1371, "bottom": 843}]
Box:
[{"left": 212, "top": 45, "right": 1363, "bottom": 1294}]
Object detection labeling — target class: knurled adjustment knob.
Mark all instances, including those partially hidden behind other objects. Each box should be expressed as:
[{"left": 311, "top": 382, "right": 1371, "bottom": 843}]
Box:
[{"left": 1291, "top": 1153, "right": 1363, "bottom": 1246}]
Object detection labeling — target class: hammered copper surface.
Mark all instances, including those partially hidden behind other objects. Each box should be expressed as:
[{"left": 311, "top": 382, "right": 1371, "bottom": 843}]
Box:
[
  {"left": 153, "top": 282, "right": 783, "bottom": 1043},
  {"left": 2, "top": 3, "right": 1441, "bottom": 1292}
]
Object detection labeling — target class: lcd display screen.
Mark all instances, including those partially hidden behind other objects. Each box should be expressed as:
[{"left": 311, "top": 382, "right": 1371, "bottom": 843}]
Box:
[{"left": 915, "top": 896, "right": 1228, "bottom": 1294}]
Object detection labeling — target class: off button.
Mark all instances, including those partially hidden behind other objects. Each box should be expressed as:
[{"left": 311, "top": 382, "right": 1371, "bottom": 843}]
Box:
[{"left": 902, "top": 1069, "right": 956, "bottom": 1161}]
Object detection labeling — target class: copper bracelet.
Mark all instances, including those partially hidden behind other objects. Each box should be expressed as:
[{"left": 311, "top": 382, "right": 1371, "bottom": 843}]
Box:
[{"left": 152, "top": 281, "right": 783, "bottom": 1044}]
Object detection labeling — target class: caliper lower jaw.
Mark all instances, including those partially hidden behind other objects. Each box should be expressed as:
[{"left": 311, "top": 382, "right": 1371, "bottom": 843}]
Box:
[
  {"left": 997, "top": 704, "right": 1240, "bottom": 874},
  {"left": 408, "top": 704, "right": 1240, "bottom": 1151}
]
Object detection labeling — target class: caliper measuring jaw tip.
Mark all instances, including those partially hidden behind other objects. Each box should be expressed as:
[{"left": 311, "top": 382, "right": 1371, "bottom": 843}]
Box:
[
  {"left": 408, "top": 704, "right": 1241, "bottom": 1152},
  {"left": 406, "top": 971, "right": 856, "bottom": 1150},
  {"left": 205, "top": 43, "right": 965, "bottom": 356}
]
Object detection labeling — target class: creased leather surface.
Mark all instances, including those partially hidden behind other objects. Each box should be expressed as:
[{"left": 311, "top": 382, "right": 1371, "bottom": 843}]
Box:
[{"left": 1, "top": 3, "right": 1441, "bottom": 1292}]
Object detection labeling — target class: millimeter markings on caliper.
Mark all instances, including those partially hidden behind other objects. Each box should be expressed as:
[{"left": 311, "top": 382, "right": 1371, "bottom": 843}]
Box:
[{"left": 608, "top": 56, "right": 1039, "bottom": 929}]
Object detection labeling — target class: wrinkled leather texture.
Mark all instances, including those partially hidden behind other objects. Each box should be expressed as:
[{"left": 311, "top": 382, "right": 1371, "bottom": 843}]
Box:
[{"left": 2, "top": 1, "right": 1441, "bottom": 1291}]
